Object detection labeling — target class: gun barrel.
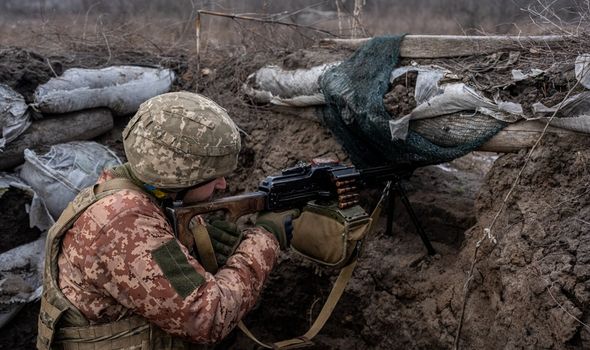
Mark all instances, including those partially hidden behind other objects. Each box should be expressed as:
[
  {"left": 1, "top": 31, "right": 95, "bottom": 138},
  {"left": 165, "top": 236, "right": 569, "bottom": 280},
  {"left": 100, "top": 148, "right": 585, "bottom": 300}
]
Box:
[{"left": 358, "top": 165, "right": 414, "bottom": 185}]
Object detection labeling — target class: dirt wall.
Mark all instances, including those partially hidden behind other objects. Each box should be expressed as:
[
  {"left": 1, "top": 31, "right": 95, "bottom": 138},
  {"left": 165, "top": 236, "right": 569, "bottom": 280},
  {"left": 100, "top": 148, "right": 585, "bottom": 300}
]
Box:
[{"left": 1, "top": 44, "right": 589, "bottom": 349}]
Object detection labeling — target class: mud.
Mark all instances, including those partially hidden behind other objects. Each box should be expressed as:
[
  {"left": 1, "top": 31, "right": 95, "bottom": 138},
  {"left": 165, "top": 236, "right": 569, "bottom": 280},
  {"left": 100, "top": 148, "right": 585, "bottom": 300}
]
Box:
[
  {"left": 384, "top": 70, "right": 418, "bottom": 117},
  {"left": 0, "top": 47, "right": 57, "bottom": 103},
  {"left": 0, "top": 301, "right": 39, "bottom": 350},
  {"left": 1, "top": 43, "right": 589, "bottom": 350},
  {"left": 233, "top": 154, "right": 489, "bottom": 349},
  {"left": 466, "top": 134, "right": 590, "bottom": 349}
]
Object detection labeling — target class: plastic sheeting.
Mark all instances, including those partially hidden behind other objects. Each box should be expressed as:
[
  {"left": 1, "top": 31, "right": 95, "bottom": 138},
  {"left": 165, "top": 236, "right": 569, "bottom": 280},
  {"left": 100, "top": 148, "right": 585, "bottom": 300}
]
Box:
[
  {"left": 512, "top": 68, "right": 544, "bottom": 81},
  {"left": 19, "top": 141, "right": 122, "bottom": 220},
  {"left": 532, "top": 92, "right": 590, "bottom": 133},
  {"left": 33, "top": 66, "right": 176, "bottom": 116},
  {"left": 0, "top": 84, "right": 31, "bottom": 150},
  {"left": 242, "top": 62, "right": 525, "bottom": 141}
]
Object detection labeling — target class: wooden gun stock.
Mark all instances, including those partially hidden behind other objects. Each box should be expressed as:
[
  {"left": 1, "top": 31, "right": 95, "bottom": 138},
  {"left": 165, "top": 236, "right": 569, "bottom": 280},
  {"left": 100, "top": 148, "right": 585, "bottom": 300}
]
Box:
[{"left": 165, "top": 192, "right": 267, "bottom": 249}]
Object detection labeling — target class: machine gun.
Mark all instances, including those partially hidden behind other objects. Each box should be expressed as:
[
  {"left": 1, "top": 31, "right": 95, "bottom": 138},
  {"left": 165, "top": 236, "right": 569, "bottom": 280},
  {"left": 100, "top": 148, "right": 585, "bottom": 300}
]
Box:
[{"left": 166, "top": 159, "right": 435, "bottom": 255}]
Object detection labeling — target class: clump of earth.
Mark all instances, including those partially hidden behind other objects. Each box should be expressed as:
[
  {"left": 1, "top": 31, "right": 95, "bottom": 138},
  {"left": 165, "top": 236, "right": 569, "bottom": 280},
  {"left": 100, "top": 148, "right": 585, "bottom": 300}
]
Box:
[{"left": 1, "top": 43, "right": 589, "bottom": 350}]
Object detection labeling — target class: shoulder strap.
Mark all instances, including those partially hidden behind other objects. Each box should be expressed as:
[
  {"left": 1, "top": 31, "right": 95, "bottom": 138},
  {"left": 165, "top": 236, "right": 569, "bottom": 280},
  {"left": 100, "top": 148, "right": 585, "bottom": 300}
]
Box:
[
  {"left": 95, "top": 177, "right": 143, "bottom": 195},
  {"left": 190, "top": 218, "right": 220, "bottom": 274},
  {"left": 237, "top": 189, "right": 387, "bottom": 349}
]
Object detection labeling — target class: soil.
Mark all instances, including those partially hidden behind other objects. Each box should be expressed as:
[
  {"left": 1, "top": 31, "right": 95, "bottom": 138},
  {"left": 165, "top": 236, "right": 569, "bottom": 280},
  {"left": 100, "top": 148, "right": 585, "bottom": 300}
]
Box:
[
  {"left": 1, "top": 42, "right": 589, "bottom": 350},
  {"left": 0, "top": 188, "right": 42, "bottom": 255},
  {"left": 384, "top": 70, "right": 418, "bottom": 117}
]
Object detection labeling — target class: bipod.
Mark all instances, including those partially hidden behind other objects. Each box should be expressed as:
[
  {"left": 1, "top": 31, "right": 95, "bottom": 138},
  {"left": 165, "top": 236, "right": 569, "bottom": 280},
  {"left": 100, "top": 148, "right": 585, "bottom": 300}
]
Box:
[{"left": 384, "top": 179, "right": 436, "bottom": 255}]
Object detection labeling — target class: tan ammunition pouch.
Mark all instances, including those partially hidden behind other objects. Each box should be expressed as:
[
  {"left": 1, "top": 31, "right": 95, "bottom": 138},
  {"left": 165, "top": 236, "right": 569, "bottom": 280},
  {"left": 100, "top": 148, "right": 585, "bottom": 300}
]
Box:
[
  {"left": 37, "top": 177, "right": 204, "bottom": 350},
  {"left": 291, "top": 201, "right": 371, "bottom": 267},
  {"left": 220, "top": 197, "right": 383, "bottom": 349}
]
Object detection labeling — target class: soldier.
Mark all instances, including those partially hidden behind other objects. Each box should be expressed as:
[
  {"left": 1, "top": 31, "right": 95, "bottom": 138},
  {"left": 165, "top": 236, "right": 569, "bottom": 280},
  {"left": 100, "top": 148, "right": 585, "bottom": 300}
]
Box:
[{"left": 37, "top": 92, "right": 297, "bottom": 349}]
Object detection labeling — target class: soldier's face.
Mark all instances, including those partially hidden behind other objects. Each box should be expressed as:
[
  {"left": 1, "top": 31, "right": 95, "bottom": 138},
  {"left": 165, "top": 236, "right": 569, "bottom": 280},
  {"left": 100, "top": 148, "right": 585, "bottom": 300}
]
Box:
[{"left": 182, "top": 177, "right": 227, "bottom": 204}]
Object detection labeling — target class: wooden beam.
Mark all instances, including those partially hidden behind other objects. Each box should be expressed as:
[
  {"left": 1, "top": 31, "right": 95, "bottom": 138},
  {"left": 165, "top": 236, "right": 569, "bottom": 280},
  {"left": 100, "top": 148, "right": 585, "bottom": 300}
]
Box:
[
  {"left": 319, "top": 35, "right": 568, "bottom": 58},
  {"left": 478, "top": 120, "right": 583, "bottom": 153},
  {"left": 0, "top": 108, "right": 114, "bottom": 170}
]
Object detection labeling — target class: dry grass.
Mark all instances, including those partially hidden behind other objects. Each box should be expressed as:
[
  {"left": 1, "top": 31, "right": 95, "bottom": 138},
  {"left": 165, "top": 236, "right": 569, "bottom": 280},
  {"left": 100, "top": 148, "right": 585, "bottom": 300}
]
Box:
[{"left": 1, "top": 0, "right": 577, "bottom": 55}]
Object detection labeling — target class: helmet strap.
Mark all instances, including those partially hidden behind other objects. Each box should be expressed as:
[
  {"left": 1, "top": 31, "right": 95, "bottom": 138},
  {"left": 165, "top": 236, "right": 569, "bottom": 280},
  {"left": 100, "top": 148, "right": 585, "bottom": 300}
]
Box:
[{"left": 174, "top": 188, "right": 191, "bottom": 203}]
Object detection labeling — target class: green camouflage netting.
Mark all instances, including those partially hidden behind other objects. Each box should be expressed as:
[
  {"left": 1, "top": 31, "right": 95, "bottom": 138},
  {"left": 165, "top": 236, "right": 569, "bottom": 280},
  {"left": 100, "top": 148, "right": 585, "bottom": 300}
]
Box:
[{"left": 319, "top": 35, "right": 506, "bottom": 168}]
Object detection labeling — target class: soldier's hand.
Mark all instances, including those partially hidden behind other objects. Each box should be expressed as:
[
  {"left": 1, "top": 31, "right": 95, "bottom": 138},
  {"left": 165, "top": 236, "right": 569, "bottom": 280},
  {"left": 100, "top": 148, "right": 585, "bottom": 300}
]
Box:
[
  {"left": 255, "top": 209, "right": 300, "bottom": 249},
  {"left": 206, "top": 220, "right": 243, "bottom": 266}
]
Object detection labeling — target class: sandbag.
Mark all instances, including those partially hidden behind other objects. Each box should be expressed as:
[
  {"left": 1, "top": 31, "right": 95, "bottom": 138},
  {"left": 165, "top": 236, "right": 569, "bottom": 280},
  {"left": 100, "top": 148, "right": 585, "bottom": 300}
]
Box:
[
  {"left": 0, "top": 108, "right": 114, "bottom": 171},
  {"left": 243, "top": 63, "right": 337, "bottom": 106},
  {"left": 18, "top": 141, "right": 122, "bottom": 219},
  {"left": 0, "top": 235, "right": 45, "bottom": 329},
  {"left": 0, "top": 84, "right": 31, "bottom": 150},
  {"left": 33, "top": 66, "right": 176, "bottom": 116}
]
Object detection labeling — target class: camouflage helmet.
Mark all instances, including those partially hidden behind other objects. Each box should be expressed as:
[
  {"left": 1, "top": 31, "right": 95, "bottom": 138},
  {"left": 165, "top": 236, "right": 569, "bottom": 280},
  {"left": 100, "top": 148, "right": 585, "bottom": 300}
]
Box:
[{"left": 122, "top": 92, "right": 241, "bottom": 189}]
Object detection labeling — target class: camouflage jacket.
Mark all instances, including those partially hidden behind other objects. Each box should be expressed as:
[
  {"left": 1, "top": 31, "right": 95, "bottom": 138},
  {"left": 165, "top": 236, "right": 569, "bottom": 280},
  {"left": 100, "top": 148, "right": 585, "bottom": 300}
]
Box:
[{"left": 57, "top": 170, "right": 279, "bottom": 344}]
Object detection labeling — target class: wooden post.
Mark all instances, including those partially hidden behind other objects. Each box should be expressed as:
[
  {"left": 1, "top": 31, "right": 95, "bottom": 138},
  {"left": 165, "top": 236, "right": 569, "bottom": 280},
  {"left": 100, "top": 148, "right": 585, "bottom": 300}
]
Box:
[
  {"left": 478, "top": 120, "right": 584, "bottom": 153},
  {"left": 319, "top": 35, "right": 569, "bottom": 58}
]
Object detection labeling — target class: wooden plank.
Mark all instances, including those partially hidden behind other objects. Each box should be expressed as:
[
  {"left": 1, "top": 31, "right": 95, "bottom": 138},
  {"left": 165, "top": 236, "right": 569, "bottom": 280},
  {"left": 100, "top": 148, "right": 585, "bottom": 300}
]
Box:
[
  {"left": 0, "top": 108, "right": 114, "bottom": 170},
  {"left": 319, "top": 35, "right": 568, "bottom": 58},
  {"left": 478, "top": 120, "right": 583, "bottom": 153}
]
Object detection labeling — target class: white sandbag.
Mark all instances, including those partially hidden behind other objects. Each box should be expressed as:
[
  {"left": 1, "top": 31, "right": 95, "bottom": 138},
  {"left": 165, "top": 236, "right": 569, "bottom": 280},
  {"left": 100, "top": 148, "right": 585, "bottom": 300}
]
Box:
[
  {"left": 0, "top": 235, "right": 45, "bottom": 304},
  {"left": 0, "top": 235, "right": 45, "bottom": 329},
  {"left": 242, "top": 63, "right": 339, "bottom": 106},
  {"left": 0, "top": 84, "right": 31, "bottom": 150},
  {"left": 0, "top": 173, "right": 53, "bottom": 231},
  {"left": 19, "top": 141, "right": 122, "bottom": 219},
  {"left": 33, "top": 66, "right": 176, "bottom": 116},
  {"left": 0, "top": 108, "right": 115, "bottom": 171}
]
